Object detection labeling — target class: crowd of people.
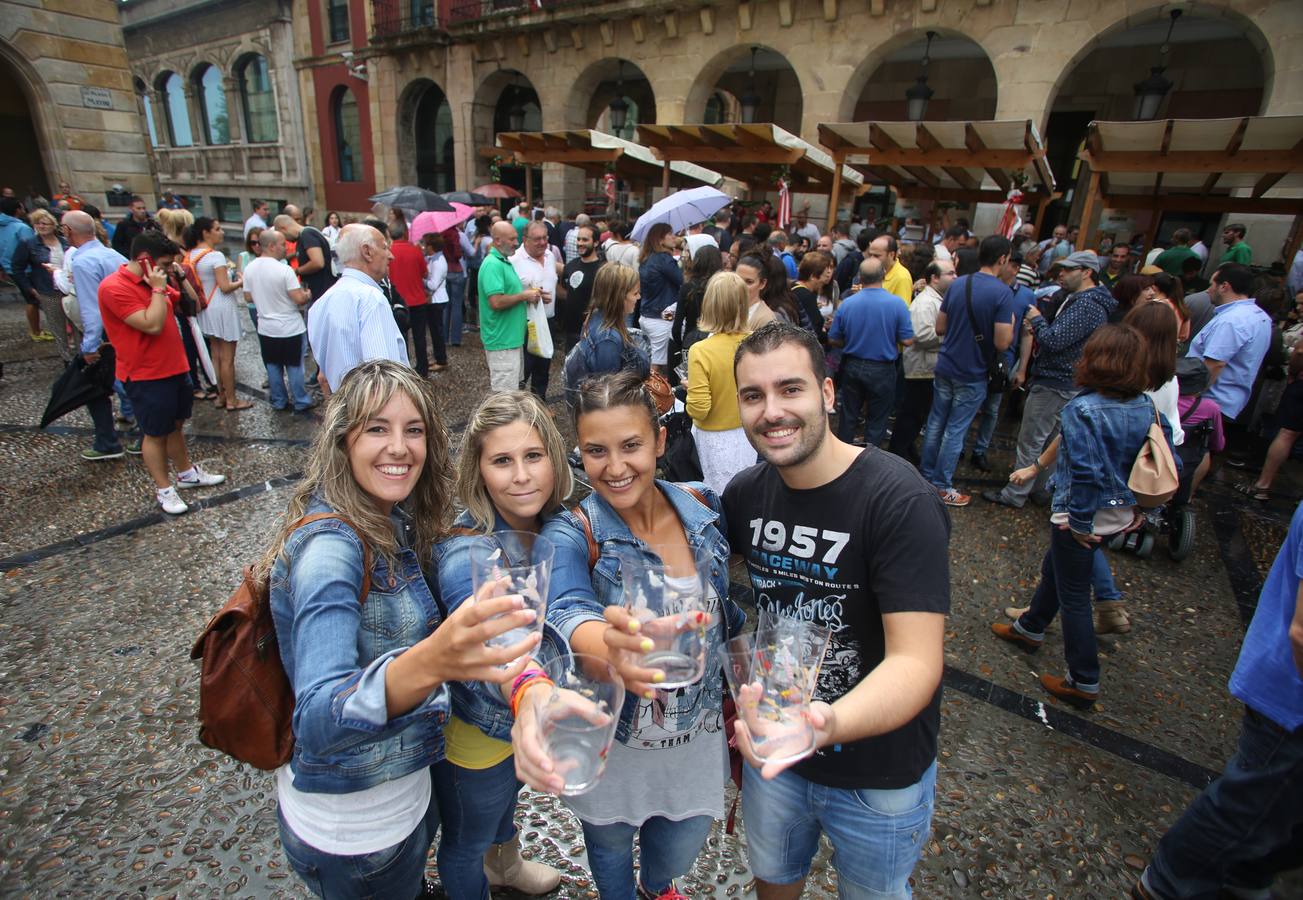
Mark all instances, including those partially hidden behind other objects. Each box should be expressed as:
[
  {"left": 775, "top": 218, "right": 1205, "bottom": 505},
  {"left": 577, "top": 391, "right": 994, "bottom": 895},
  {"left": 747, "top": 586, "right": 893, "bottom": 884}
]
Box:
[{"left": 3, "top": 181, "right": 1302, "bottom": 899}]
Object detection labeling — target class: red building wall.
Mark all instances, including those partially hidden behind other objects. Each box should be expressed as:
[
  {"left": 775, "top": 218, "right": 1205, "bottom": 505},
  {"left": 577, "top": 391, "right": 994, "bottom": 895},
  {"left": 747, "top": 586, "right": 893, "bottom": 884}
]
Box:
[{"left": 305, "top": 0, "right": 377, "bottom": 210}]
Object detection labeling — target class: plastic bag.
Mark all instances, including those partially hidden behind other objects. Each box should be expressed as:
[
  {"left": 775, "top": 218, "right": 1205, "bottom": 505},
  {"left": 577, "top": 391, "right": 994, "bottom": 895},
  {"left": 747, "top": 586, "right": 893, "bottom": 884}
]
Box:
[{"left": 526, "top": 300, "right": 554, "bottom": 359}]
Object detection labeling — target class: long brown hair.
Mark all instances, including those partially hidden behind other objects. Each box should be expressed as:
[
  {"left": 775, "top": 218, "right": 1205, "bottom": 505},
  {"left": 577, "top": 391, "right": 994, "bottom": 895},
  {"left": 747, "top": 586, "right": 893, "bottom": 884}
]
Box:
[
  {"left": 1074, "top": 324, "right": 1149, "bottom": 398},
  {"left": 587, "top": 263, "right": 639, "bottom": 342},
  {"left": 639, "top": 223, "right": 673, "bottom": 264},
  {"left": 1124, "top": 302, "right": 1178, "bottom": 391},
  {"left": 257, "top": 360, "right": 453, "bottom": 579}
]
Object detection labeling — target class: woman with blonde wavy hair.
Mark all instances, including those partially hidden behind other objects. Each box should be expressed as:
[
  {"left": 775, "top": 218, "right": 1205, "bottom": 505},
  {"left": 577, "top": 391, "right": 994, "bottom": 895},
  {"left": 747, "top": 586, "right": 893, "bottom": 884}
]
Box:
[
  {"left": 262, "top": 360, "right": 542, "bottom": 899},
  {"left": 686, "top": 271, "right": 756, "bottom": 493},
  {"left": 156, "top": 207, "right": 215, "bottom": 399},
  {"left": 430, "top": 390, "right": 572, "bottom": 898}
]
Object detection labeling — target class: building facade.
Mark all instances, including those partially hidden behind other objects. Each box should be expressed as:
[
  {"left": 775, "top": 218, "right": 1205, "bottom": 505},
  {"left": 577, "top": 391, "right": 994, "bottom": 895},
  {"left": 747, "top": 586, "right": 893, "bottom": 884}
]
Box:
[
  {"left": 120, "top": 0, "right": 314, "bottom": 227},
  {"left": 0, "top": 0, "right": 153, "bottom": 211},
  {"left": 295, "top": 0, "right": 1303, "bottom": 255}
]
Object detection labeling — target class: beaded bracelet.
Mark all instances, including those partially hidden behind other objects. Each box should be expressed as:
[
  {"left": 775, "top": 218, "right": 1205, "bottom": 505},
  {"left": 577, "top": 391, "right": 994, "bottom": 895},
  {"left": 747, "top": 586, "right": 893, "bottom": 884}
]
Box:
[{"left": 510, "top": 670, "right": 552, "bottom": 718}]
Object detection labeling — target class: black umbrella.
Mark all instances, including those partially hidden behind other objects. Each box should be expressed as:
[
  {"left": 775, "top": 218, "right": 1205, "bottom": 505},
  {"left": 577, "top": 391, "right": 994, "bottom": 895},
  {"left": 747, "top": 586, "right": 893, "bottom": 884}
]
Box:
[
  {"left": 40, "top": 346, "right": 115, "bottom": 429},
  {"left": 441, "top": 191, "right": 494, "bottom": 206},
  {"left": 368, "top": 186, "right": 454, "bottom": 212}
]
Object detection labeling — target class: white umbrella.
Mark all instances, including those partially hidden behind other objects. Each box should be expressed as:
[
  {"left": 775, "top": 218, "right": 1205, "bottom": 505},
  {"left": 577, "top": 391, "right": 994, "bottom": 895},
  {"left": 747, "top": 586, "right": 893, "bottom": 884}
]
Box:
[{"left": 629, "top": 187, "right": 731, "bottom": 243}]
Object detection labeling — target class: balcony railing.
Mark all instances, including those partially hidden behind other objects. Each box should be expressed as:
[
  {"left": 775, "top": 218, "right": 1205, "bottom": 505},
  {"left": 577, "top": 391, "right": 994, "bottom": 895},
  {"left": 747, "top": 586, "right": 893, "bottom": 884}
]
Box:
[
  {"left": 372, "top": 0, "right": 438, "bottom": 38},
  {"left": 447, "top": 0, "right": 585, "bottom": 26}
]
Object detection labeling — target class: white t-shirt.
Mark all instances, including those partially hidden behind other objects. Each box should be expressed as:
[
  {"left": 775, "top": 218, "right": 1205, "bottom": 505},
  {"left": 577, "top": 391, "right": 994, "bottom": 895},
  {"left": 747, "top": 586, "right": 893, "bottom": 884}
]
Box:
[
  {"left": 243, "top": 256, "right": 306, "bottom": 338},
  {"left": 1147, "top": 377, "right": 1185, "bottom": 447},
  {"left": 510, "top": 245, "right": 559, "bottom": 318},
  {"left": 276, "top": 764, "right": 429, "bottom": 856},
  {"left": 192, "top": 248, "right": 239, "bottom": 305},
  {"left": 425, "top": 253, "right": 449, "bottom": 304}
]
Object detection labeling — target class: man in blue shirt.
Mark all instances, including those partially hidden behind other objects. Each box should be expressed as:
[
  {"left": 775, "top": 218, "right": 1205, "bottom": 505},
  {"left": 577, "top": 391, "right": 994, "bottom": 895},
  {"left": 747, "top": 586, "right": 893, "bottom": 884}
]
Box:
[
  {"left": 918, "top": 235, "right": 1015, "bottom": 506},
  {"left": 65, "top": 210, "right": 128, "bottom": 461},
  {"left": 967, "top": 251, "right": 1036, "bottom": 471},
  {"left": 829, "top": 257, "right": 914, "bottom": 447},
  {"left": 1186, "top": 263, "right": 1271, "bottom": 422},
  {"left": 1134, "top": 501, "right": 1303, "bottom": 900}
]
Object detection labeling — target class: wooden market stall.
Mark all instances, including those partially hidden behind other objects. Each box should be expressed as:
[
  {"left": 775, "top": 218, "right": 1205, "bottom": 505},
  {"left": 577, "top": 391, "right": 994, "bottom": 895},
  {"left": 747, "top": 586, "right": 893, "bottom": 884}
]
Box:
[{"left": 817, "top": 119, "right": 1057, "bottom": 232}]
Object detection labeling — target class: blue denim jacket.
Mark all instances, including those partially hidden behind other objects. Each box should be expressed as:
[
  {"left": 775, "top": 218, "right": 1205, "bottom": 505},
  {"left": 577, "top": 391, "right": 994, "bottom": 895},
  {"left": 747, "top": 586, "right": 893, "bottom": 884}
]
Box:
[
  {"left": 1053, "top": 391, "right": 1177, "bottom": 533},
  {"left": 270, "top": 498, "right": 450, "bottom": 794},
  {"left": 638, "top": 251, "right": 684, "bottom": 318},
  {"left": 430, "top": 508, "right": 572, "bottom": 743},
  {"left": 542, "top": 480, "right": 746, "bottom": 743}
]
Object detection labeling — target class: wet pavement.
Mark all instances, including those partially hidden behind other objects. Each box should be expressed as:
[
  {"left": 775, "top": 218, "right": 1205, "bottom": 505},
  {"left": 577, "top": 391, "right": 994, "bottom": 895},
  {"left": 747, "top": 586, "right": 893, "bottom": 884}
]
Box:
[{"left": 1, "top": 294, "right": 1301, "bottom": 898}]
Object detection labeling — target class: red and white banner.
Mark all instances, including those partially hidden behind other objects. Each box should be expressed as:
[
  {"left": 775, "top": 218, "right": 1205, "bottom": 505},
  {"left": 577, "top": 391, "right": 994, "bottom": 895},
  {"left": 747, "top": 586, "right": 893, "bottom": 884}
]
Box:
[
  {"left": 603, "top": 172, "right": 617, "bottom": 206},
  {"left": 777, "top": 177, "right": 791, "bottom": 230},
  {"left": 996, "top": 188, "right": 1024, "bottom": 240}
]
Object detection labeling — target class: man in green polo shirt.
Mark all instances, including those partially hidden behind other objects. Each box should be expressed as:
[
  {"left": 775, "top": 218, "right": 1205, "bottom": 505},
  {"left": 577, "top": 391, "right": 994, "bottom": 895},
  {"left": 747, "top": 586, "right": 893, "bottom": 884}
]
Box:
[
  {"left": 1220, "top": 223, "right": 1252, "bottom": 266},
  {"left": 478, "top": 220, "right": 542, "bottom": 391},
  {"left": 1154, "top": 228, "right": 1199, "bottom": 276}
]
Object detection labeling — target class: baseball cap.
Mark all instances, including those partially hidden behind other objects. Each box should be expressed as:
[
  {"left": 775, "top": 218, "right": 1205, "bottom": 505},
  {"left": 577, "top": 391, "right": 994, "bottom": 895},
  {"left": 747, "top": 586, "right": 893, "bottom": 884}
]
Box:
[{"left": 1059, "top": 250, "right": 1101, "bottom": 272}]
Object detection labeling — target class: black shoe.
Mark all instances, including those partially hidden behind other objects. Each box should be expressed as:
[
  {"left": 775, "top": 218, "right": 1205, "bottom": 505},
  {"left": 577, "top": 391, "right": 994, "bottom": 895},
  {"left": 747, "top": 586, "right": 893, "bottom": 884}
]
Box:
[
  {"left": 982, "top": 489, "right": 1022, "bottom": 509},
  {"left": 1030, "top": 489, "right": 1052, "bottom": 507},
  {"left": 970, "top": 452, "right": 992, "bottom": 472}
]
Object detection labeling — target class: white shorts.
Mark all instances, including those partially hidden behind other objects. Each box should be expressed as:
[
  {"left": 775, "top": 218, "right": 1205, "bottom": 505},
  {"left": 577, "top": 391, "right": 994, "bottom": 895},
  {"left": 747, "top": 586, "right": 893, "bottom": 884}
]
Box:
[
  {"left": 486, "top": 347, "right": 523, "bottom": 392},
  {"left": 639, "top": 315, "right": 673, "bottom": 366}
]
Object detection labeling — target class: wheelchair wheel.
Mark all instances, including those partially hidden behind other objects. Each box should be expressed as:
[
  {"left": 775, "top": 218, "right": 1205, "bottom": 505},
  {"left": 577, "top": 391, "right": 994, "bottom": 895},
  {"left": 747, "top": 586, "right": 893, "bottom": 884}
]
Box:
[
  {"left": 1168, "top": 508, "right": 1195, "bottom": 562},
  {"left": 1106, "top": 532, "right": 1127, "bottom": 551},
  {"left": 1136, "top": 531, "right": 1155, "bottom": 560}
]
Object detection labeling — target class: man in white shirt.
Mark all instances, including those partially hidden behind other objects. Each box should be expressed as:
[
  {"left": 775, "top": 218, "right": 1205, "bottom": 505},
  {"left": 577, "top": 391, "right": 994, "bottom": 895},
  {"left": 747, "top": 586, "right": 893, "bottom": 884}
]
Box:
[
  {"left": 793, "top": 208, "right": 821, "bottom": 246},
  {"left": 933, "top": 225, "right": 965, "bottom": 264},
  {"left": 243, "top": 199, "right": 269, "bottom": 238},
  {"left": 243, "top": 229, "right": 315, "bottom": 411},
  {"left": 683, "top": 221, "right": 719, "bottom": 261},
  {"left": 307, "top": 224, "right": 408, "bottom": 395},
  {"left": 511, "top": 220, "right": 562, "bottom": 398}
]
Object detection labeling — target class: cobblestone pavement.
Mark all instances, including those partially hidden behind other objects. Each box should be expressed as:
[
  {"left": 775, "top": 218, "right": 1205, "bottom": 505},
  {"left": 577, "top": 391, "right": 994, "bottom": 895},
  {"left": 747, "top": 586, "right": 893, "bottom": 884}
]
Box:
[{"left": 1, "top": 297, "right": 1300, "bottom": 898}]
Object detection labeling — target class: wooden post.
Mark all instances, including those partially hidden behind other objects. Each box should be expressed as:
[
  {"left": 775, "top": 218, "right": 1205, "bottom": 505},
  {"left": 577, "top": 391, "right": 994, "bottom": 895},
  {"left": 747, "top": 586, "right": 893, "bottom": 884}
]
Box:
[
  {"left": 1142, "top": 211, "right": 1163, "bottom": 259},
  {"left": 1032, "top": 194, "right": 1053, "bottom": 237},
  {"left": 525, "top": 166, "right": 534, "bottom": 207},
  {"left": 661, "top": 163, "right": 671, "bottom": 194},
  {"left": 1282, "top": 212, "right": 1303, "bottom": 275},
  {"left": 1076, "top": 171, "right": 1101, "bottom": 251},
  {"left": 826, "top": 151, "right": 844, "bottom": 231}
]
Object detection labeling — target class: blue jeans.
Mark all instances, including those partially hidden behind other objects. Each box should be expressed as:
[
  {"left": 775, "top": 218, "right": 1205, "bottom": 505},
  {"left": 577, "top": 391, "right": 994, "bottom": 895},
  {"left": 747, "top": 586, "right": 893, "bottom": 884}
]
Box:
[
  {"left": 742, "top": 761, "right": 937, "bottom": 898},
  {"left": 1092, "top": 552, "right": 1121, "bottom": 602},
  {"left": 836, "top": 356, "right": 898, "bottom": 447},
  {"left": 919, "top": 375, "right": 987, "bottom": 490},
  {"left": 445, "top": 271, "right": 466, "bottom": 345},
  {"left": 276, "top": 797, "right": 439, "bottom": 899},
  {"left": 431, "top": 757, "right": 519, "bottom": 900},
  {"left": 1144, "top": 708, "right": 1303, "bottom": 898},
  {"left": 86, "top": 395, "right": 122, "bottom": 452},
  {"left": 1015, "top": 525, "right": 1101, "bottom": 691},
  {"left": 266, "top": 362, "right": 313, "bottom": 410},
  {"left": 970, "top": 387, "right": 1004, "bottom": 456},
  {"left": 580, "top": 814, "right": 714, "bottom": 899}
]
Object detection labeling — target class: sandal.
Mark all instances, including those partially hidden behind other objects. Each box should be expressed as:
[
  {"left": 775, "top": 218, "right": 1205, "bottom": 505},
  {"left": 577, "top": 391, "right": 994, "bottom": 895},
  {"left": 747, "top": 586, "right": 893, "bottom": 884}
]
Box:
[
  {"left": 225, "top": 400, "right": 255, "bottom": 412},
  {"left": 1233, "top": 482, "right": 1270, "bottom": 502},
  {"left": 192, "top": 389, "right": 208, "bottom": 399}
]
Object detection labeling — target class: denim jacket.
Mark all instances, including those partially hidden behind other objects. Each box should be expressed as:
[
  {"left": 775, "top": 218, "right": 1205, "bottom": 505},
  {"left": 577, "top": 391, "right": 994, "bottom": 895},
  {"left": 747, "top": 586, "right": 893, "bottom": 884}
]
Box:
[
  {"left": 564, "top": 318, "right": 651, "bottom": 406},
  {"left": 638, "top": 251, "right": 684, "bottom": 318},
  {"left": 542, "top": 480, "right": 746, "bottom": 743},
  {"left": 11, "top": 233, "right": 68, "bottom": 298},
  {"left": 270, "top": 498, "right": 450, "bottom": 794},
  {"left": 1053, "top": 391, "right": 1177, "bottom": 533},
  {"left": 430, "top": 508, "right": 572, "bottom": 743}
]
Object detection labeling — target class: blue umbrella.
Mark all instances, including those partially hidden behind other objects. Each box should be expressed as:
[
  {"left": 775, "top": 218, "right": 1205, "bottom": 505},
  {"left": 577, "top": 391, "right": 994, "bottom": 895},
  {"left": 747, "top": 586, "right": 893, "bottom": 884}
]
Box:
[{"left": 629, "top": 187, "right": 731, "bottom": 243}]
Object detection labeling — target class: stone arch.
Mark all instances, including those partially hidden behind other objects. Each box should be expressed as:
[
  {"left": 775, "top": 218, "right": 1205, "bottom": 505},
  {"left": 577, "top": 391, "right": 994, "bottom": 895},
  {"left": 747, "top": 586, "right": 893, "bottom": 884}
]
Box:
[
  {"left": 562, "top": 57, "right": 657, "bottom": 137},
  {"left": 684, "top": 44, "right": 804, "bottom": 133},
  {"left": 470, "top": 68, "right": 541, "bottom": 182},
  {"left": 397, "top": 77, "right": 455, "bottom": 191},
  {"left": 0, "top": 38, "right": 62, "bottom": 196},
  {"left": 837, "top": 28, "right": 998, "bottom": 123}
]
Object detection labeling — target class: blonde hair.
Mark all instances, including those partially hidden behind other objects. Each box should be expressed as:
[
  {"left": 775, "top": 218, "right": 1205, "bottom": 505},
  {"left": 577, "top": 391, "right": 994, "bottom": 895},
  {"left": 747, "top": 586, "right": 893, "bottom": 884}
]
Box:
[
  {"left": 588, "top": 263, "right": 640, "bottom": 341},
  {"left": 157, "top": 207, "right": 194, "bottom": 245},
  {"left": 455, "top": 391, "right": 573, "bottom": 533},
  {"left": 28, "top": 208, "right": 58, "bottom": 230},
  {"left": 697, "top": 271, "right": 750, "bottom": 334},
  {"left": 257, "top": 360, "right": 453, "bottom": 579}
]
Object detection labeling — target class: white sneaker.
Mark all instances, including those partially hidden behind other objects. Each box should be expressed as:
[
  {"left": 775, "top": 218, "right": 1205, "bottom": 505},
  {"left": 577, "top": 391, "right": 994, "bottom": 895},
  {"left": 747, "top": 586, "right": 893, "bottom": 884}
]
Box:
[
  {"left": 176, "top": 463, "right": 226, "bottom": 489},
  {"left": 157, "top": 486, "right": 188, "bottom": 515}
]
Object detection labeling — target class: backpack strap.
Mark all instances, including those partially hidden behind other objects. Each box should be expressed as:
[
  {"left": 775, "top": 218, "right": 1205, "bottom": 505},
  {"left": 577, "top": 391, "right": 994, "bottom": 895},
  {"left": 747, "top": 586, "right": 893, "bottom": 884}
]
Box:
[
  {"left": 290, "top": 512, "right": 372, "bottom": 604},
  {"left": 187, "top": 248, "right": 219, "bottom": 305},
  {"left": 569, "top": 484, "right": 711, "bottom": 572}
]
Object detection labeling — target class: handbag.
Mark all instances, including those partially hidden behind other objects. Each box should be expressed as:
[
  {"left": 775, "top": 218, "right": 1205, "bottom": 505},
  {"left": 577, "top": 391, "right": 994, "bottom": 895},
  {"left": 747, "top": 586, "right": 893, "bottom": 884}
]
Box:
[
  {"left": 964, "top": 275, "right": 1009, "bottom": 393},
  {"left": 1128, "top": 399, "right": 1180, "bottom": 508}
]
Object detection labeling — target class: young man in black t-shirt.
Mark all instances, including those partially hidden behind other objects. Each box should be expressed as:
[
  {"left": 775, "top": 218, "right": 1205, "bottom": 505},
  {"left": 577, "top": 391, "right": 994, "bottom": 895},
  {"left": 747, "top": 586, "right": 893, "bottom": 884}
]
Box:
[
  {"left": 723, "top": 321, "right": 950, "bottom": 899},
  {"left": 559, "top": 224, "right": 601, "bottom": 353}
]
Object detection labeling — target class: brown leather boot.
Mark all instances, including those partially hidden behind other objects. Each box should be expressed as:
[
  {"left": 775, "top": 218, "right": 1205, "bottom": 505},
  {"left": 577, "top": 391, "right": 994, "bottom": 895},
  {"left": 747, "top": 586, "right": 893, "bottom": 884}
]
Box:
[
  {"left": 1095, "top": 601, "right": 1132, "bottom": 634},
  {"left": 484, "top": 834, "right": 562, "bottom": 895}
]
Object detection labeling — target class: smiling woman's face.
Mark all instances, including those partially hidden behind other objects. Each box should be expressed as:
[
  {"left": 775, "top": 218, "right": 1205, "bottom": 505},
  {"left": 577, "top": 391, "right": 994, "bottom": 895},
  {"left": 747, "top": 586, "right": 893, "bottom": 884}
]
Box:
[
  {"left": 348, "top": 391, "right": 427, "bottom": 514},
  {"left": 479, "top": 420, "right": 554, "bottom": 532},
  {"left": 577, "top": 405, "right": 664, "bottom": 513}
]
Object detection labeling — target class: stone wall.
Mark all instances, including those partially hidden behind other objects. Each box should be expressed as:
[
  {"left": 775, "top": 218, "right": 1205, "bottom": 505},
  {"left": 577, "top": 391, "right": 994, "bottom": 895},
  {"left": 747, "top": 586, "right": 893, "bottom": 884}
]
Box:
[{"left": 0, "top": 0, "right": 153, "bottom": 210}]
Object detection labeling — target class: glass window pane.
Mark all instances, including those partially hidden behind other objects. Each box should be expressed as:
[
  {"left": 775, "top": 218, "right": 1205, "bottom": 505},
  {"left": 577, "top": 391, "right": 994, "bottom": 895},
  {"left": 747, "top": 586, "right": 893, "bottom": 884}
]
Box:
[
  {"left": 213, "top": 197, "right": 243, "bottom": 222},
  {"left": 163, "top": 74, "right": 192, "bottom": 146},
  {"left": 240, "top": 56, "right": 278, "bottom": 143},
  {"left": 328, "top": 0, "right": 350, "bottom": 43},
  {"left": 200, "top": 66, "right": 229, "bottom": 145},
  {"left": 335, "top": 89, "right": 361, "bottom": 182},
  {"left": 140, "top": 91, "right": 160, "bottom": 147}
]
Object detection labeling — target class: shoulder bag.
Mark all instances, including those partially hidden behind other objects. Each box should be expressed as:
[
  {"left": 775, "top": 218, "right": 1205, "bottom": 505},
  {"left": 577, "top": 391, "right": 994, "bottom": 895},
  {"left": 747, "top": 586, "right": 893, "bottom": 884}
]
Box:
[
  {"left": 1128, "top": 399, "right": 1180, "bottom": 508},
  {"left": 964, "top": 275, "right": 1009, "bottom": 393}
]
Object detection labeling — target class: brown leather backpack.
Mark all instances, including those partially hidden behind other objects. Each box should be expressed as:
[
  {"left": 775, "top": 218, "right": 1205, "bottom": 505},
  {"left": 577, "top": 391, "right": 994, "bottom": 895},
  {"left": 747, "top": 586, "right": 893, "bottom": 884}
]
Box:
[{"left": 190, "top": 513, "right": 371, "bottom": 770}]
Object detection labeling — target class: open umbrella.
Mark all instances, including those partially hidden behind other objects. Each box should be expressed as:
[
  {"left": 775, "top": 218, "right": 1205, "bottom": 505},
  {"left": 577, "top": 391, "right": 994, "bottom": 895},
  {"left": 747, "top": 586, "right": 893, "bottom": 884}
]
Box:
[
  {"left": 630, "top": 187, "right": 731, "bottom": 243},
  {"left": 368, "top": 186, "right": 454, "bottom": 212},
  {"left": 471, "top": 183, "right": 523, "bottom": 200},
  {"left": 410, "top": 203, "right": 475, "bottom": 243},
  {"left": 441, "top": 191, "right": 494, "bottom": 206},
  {"left": 40, "top": 346, "right": 116, "bottom": 429}
]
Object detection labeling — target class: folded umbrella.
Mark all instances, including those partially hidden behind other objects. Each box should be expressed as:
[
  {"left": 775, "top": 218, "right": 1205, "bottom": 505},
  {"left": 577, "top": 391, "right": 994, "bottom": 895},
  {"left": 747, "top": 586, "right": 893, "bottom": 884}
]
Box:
[
  {"left": 471, "top": 183, "right": 523, "bottom": 200},
  {"left": 410, "top": 204, "right": 475, "bottom": 243},
  {"left": 630, "top": 187, "right": 731, "bottom": 243},
  {"left": 441, "top": 191, "right": 494, "bottom": 206},
  {"left": 368, "top": 186, "right": 454, "bottom": 212},
  {"left": 40, "top": 345, "right": 116, "bottom": 429}
]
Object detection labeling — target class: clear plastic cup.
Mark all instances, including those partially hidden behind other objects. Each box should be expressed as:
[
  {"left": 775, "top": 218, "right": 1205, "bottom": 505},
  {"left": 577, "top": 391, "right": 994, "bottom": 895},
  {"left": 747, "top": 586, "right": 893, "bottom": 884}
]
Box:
[
  {"left": 469, "top": 531, "right": 553, "bottom": 655},
  {"left": 535, "top": 653, "right": 625, "bottom": 796},
  {"left": 617, "top": 544, "right": 714, "bottom": 689}
]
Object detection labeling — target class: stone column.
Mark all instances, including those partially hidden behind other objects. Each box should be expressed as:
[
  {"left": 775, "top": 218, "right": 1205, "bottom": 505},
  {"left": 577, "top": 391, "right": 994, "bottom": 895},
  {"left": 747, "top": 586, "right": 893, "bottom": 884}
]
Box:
[{"left": 221, "top": 76, "right": 244, "bottom": 143}]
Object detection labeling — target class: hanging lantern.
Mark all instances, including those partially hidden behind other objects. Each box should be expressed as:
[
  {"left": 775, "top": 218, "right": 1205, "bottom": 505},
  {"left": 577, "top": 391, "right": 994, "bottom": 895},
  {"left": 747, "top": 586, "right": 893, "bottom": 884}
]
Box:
[
  {"left": 1132, "top": 10, "right": 1182, "bottom": 121},
  {"left": 905, "top": 31, "right": 937, "bottom": 122}
]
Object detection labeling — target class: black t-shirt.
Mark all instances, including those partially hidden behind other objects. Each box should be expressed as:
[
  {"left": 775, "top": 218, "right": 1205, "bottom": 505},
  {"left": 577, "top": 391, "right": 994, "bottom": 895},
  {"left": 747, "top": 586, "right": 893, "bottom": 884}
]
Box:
[
  {"left": 561, "top": 256, "right": 601, "bottom": 336},
  {"left": 296, "top": 226, "right": 338, "bottom": 301},
  {"left": 723, "top": 448, "right": 951, "bottom": 789}
]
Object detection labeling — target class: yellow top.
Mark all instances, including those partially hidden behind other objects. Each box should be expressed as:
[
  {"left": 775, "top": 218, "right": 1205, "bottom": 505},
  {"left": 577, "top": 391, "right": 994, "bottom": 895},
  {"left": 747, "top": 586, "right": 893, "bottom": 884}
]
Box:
[
  {"left": 442, "top": 715, "right": 513, "bottom": 770},
  {"left": 885, "top": 261, "right": 914, "bottom": 307},
  {"left": 686, "top": 331, "right": 748, "bottom": 431}
]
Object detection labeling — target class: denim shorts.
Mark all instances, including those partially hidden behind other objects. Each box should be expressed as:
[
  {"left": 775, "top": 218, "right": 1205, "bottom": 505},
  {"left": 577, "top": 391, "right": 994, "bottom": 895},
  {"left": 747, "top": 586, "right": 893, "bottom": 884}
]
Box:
[{"left": 741, "top": 761, "right": 937, "bottom": 899}]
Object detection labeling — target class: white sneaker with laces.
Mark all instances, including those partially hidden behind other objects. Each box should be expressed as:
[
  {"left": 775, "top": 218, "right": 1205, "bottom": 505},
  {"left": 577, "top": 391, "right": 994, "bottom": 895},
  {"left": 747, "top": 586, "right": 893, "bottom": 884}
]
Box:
[
  {"left": 176, "top": 463, "right": 227, "bottom": 489},
  {"left": 157, "top": 486, "right": 189, "bottom": 515}
]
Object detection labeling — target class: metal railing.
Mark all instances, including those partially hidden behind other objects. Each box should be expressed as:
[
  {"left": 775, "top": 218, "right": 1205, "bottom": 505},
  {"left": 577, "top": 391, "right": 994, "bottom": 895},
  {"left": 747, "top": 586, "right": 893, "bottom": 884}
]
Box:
[
  {"left": 371, "top": 0, "right": 437, "bottom": 39},
  {"left": 446, "top": 0, "right": 585, "bottom": 26}
]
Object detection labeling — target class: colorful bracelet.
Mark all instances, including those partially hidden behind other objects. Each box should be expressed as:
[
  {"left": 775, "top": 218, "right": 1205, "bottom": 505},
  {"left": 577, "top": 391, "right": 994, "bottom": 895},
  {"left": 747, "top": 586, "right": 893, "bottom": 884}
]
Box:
[{"left": 510, "top": 671, "right": 552, "bottom": 718}]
